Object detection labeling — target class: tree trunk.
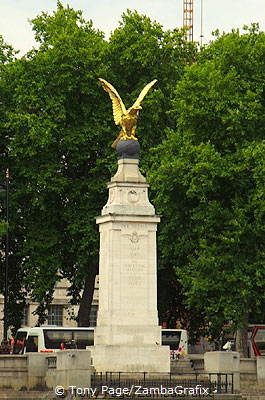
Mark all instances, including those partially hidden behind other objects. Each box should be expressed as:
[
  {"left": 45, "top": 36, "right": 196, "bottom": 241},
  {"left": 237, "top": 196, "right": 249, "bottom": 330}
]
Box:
[
  {"left": 236, "top": 327, "right": 248, "bottom": 357},
  {"left": 235, "top": 313, "right": 249, "bottom": 358},
  {"left": 77, "top": 262, "right": 98, "bottom": 327}
]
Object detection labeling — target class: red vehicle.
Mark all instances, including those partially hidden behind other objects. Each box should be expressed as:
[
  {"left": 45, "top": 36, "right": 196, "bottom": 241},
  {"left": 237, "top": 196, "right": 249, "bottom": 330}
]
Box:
[
  {"left": 222, "top": 325, "right": 265, "bottom": 357},
  {"left": 249, "top": 325, "right": 265, "bottom": 357}
]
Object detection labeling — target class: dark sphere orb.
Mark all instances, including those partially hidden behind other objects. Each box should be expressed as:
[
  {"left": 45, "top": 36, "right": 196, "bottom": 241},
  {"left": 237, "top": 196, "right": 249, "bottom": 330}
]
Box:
[{"left": 116, "top": 140, "right": 140, "bottom": 159}]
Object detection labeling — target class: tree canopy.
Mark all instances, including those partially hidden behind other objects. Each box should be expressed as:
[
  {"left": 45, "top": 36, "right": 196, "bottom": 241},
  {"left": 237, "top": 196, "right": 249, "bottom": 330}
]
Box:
[
  {"left": 149, "top": 25, "right": 265, "bottom": 344},
  {"left": 0, "top": 2, "right": 196, "bottom": 329},
  {"left": 2, "top": 3, "right": 265, "bottom": 348},
  {"left": 0, "top": 2, "right": 110, "bottom": 327}
]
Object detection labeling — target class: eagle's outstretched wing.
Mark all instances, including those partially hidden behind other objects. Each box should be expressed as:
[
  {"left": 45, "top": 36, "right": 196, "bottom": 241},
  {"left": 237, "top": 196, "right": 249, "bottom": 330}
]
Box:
[
  {"left": 131, "top": 79, "right": 157, "bottom": 109},
  {"left": 99, "top": 78, "right": 127, "bottom": 125}
]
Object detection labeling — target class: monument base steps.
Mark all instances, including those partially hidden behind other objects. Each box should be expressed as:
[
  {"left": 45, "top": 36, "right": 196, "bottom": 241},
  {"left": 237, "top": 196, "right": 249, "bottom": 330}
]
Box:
[{"left": 170, "top": 358, "right": 195, "bottom": 373}]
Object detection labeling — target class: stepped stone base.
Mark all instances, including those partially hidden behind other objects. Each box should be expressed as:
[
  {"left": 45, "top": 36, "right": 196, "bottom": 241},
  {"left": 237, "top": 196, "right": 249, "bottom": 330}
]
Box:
[
  {"left": 170, "top": 358, "right": 195, "bottom": 373},
  {"left": 0, "top": 391, "right": 53, "bottom": 399}
]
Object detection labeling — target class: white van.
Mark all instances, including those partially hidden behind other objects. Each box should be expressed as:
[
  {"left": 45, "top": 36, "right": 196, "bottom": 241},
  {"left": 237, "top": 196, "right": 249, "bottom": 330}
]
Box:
[
  {"left": 24, "top": 326, "right": 94, "bottom": 353},
  {"left": 19, "top": 326, "right": 188, "bottom": 355},
  {"left": 13, "top": 327, "right": 30, "bottom": 354},
  {"left": 161, "top": 329, "right": 188, "bottom": 358}
]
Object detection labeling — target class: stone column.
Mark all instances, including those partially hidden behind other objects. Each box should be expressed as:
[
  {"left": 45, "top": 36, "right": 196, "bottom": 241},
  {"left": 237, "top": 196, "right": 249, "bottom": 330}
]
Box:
[{"left": 92, "top": 141, "right": 169, "bottom": 372}]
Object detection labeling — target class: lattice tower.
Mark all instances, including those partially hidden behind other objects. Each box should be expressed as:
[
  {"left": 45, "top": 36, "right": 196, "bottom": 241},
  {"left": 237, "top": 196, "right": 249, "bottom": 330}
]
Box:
[{"left": 183, "top": 0, "right": 194, "bottom": 42}]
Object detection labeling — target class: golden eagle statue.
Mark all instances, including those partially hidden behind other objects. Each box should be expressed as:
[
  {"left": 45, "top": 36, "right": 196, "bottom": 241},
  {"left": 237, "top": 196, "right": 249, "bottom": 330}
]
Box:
[{"left": 99, "top": 78, "right": 157, "bottom": 148}]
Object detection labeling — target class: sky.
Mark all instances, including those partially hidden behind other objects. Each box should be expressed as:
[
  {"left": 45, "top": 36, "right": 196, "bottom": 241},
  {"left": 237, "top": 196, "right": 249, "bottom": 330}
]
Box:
[{"left": 1, "top": 0, "right": 265, "bottom": 56}]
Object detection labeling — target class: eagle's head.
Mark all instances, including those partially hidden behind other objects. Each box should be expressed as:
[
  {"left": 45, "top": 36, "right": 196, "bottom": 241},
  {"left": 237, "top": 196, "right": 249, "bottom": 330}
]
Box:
[{"left": 129, "top": 105, "right": 142, "bottom": 115}]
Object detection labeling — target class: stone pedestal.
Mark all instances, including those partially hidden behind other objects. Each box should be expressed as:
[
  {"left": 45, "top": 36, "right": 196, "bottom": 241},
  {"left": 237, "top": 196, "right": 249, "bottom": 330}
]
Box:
[
  {"left": 27, "top": 353, "right": 47, "bottom": 389},
  {"left": 55, "top": 350, "right": 91, "bottom": 390},
  {"left": 92, "top": 157, "right": 169, "bottom": 372},
  {"left": 204, "top": 351, "right": 240, "bottom": 393},
  {"left": 257, "top": 357, "right": 265, "bottom": 383}
]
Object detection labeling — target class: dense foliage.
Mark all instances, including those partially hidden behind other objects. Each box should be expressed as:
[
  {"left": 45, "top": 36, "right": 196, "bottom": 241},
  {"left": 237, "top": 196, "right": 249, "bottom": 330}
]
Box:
[
  {"left": 150, "top": 25, "right": 265, "bottom": 345},
  {"left": 3, "top": 3, "right": 264, "bottom": 346},
  {"left": 0, "top": 2, "right": 196, "bottom": 329},
  {"left": 0, "top": 222, "right": 6, "bottom": 237}
]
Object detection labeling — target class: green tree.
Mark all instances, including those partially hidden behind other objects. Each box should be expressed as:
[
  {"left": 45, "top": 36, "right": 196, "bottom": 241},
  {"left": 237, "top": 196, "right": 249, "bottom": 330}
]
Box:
[
  {"left": 0, "top": 5, "right": 197, "bottom": 330},
  {"left": 0, "top": 35, "right": 22, "bottom": 332},
  {"left": 1, "top": 2, "right": 110, "bottom": 328},
  {"left": 0, "top": 34, "right": 17, "bottom": 166},
  {"left": 150, "top": 26, "right": 265, "bottom": 354}
]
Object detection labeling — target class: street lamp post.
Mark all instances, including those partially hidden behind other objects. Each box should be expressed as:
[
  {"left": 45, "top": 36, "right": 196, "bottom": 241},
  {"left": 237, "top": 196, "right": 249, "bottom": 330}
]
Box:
[{"left": 0, "top": 169, "right": 9, "bottom": 342}]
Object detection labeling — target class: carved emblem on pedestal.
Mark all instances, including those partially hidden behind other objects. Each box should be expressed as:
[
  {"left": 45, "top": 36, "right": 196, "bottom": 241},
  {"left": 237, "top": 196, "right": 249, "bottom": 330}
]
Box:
[
  {"left": 130, "top": 231, "right": 140, "bottom": 243},
  {"left": 128, "top": 190, "right": 139, "bottom": 203}
]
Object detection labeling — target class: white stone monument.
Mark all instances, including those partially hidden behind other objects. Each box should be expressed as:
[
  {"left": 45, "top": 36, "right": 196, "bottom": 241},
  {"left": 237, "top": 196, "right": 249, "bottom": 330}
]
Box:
[{"left": 92, "top": 141, "right": 170, "bottom": 372}]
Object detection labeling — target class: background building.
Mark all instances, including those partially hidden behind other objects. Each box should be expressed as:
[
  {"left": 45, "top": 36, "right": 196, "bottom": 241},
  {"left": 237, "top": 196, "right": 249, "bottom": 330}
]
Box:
[{"left": 0, "top": 276, "right": 99, "bottom": 339}]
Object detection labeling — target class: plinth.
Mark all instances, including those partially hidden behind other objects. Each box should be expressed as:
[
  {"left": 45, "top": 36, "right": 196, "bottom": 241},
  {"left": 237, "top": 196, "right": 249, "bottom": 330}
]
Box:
[{"left": 92, "top": 142, "right": 169, "bottom": 372}]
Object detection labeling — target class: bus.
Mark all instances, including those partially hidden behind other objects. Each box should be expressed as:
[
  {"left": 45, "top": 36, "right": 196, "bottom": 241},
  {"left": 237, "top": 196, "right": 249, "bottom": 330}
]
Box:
[
  {"left": 23, "top": 326, "right": 94, "bottom": 353},
  {"left": 16, "top": 326, "right": 188, "bottom": 355}
]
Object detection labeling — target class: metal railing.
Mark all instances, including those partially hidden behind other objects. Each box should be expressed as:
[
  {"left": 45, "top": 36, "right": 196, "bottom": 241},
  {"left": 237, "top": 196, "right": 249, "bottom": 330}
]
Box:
[
  {"left": 47, "top": 356, "right": 57, "bottom": 369},
  {"left": 91, "top": 371, "right": 234, "bottom": 395}
]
